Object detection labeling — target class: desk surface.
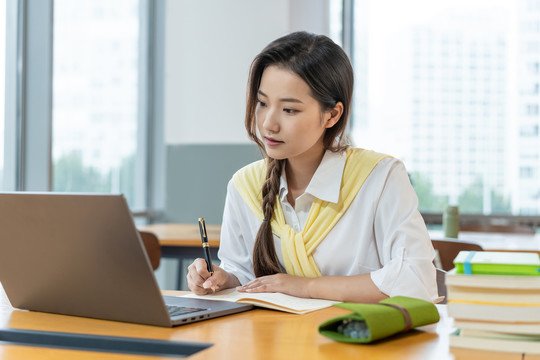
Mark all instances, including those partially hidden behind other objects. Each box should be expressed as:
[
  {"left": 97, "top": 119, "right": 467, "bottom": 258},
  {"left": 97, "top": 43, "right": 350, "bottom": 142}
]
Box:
[{"left": 1, "top": 285, "right": 536, "bottom": 360}]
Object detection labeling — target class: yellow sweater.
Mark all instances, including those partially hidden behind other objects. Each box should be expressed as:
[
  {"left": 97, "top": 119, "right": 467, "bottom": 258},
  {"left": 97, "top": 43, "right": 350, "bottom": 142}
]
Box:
[{"left": 232, "top": 148, "right": 389, "bottom": 277}]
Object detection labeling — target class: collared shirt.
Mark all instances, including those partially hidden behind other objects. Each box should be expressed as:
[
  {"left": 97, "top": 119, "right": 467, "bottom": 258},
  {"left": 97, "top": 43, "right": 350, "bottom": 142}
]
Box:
[{"left": 218, "top": 149, "right": 439, "bottom": 302}]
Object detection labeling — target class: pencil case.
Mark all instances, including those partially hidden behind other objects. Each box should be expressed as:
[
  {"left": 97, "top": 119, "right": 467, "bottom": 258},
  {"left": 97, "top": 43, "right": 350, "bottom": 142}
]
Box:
[{"left": 318, "top": 296, "right": 440, "bottom": 343}]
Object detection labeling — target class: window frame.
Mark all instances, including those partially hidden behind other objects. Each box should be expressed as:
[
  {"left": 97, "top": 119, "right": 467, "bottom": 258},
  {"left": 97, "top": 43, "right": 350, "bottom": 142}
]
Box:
[{"left": 3, "top": 0, "right": 164, "bottom": 222}]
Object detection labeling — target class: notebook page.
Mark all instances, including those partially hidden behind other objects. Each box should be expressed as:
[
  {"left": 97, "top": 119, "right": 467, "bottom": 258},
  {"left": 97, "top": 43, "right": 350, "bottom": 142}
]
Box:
[{"left": 182, "top": 288, "right": 338, "bottom": 313}]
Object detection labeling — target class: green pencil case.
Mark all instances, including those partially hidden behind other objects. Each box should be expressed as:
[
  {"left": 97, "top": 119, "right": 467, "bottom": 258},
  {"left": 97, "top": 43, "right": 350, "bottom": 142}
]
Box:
[{"left": 318, "top": 296, "right": 440, "bottom": 344}]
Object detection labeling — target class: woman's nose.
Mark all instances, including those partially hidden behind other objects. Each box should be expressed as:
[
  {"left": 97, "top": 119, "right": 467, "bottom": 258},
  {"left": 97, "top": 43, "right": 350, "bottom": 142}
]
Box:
[{"left": 262, "top": 108, "right": 279, "bottom": 133}]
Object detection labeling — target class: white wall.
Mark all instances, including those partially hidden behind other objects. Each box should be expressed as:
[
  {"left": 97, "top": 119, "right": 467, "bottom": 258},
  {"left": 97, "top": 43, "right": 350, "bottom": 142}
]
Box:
[{"left": 164, "top": 0, "right": 330, "bottom": 145}]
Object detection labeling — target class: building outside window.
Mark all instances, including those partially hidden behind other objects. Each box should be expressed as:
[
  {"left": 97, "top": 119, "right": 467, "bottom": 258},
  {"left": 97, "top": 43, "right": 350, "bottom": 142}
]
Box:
[{"left": 346, "top": 0, "right": 540, "bottom": 216}]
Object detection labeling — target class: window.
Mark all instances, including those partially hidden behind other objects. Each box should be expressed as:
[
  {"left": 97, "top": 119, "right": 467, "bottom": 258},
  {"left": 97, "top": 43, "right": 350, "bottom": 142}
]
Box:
[
  {"left": 526, "top": 104, "right": 539, "bottom": 116},
  {"left": 520, "top": 166, "right": 534, "bottom": 178},
  {"left": 4, "top": 0, "right": 163, "bottom": 220},
  {"left": 52, "top": 0, "right": 140, "bottom": 208},
  {"left": 520, "top": 124, "right": 539, "bottom": 137},
  {"left": 347, "top": 0, "right": 540, "bottom": 216}
]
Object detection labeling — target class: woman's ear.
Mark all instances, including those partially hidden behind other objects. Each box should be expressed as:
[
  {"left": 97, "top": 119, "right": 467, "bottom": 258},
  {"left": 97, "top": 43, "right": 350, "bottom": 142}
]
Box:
[{"left": 324, "top": 102, "right": 344, "bottom": 129}]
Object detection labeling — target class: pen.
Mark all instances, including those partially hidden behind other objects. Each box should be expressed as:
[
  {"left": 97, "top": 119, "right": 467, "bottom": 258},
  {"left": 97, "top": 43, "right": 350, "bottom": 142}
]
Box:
[{"left": 198, "top": 217, "right": 214, "bottom": 276}]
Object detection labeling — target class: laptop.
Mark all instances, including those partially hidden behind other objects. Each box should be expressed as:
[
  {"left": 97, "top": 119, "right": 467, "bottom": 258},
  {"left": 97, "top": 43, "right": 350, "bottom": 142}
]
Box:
[{"left": 0, "top": 192, "right": 252, "bottom": 327}]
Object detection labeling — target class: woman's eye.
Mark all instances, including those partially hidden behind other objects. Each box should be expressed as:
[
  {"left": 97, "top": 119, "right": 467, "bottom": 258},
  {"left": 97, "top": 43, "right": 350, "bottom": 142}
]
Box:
[
  {"left": 257, "top": 100, "right": 267, "bottom": 107},
  {"left": 284, "top": 108, "right": 297, "bottom": 114}
]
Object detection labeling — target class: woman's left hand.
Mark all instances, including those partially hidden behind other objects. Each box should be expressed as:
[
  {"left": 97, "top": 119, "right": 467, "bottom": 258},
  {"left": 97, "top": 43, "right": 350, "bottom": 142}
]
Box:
[{"left": 236, "top": 273, "right": 313, "bottom": 298}]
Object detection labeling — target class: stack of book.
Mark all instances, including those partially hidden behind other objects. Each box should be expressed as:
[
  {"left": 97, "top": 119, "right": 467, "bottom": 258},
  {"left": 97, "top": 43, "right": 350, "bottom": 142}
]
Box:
[{"left": 446, "top": 250, "right": 540, "bottom": 354}]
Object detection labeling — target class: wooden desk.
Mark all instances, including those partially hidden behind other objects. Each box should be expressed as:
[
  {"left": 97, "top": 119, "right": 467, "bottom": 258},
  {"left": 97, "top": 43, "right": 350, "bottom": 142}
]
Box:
[
  {"left": 141, "top": 223, "right": 221, "bottom": 258},
  {"left": 141, "top": 223, "right": 221, "bottom": 248},
  {"left": 1, "top": 285, "right": 533, "bottom": 360},
  {"left": 143, "top": 223, "right": 540, "bottom": 253}
]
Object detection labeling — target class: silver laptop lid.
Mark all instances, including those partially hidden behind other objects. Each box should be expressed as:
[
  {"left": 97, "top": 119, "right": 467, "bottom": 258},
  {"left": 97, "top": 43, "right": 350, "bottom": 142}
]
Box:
[{"left": 0, "top": 193, "right": 173, "bottom": 326}]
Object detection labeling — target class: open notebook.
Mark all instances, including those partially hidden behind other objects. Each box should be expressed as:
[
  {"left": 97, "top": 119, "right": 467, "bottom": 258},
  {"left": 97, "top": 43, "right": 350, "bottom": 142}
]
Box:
[{"left": 182, "top": 288, "right": 339, "bottom": 314}]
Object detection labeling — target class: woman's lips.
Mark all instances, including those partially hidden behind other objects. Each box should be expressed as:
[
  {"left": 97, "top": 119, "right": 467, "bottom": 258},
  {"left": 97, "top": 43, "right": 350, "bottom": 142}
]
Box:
[{"left": 264, "top": 136, "right": 284, "bottom": 146}]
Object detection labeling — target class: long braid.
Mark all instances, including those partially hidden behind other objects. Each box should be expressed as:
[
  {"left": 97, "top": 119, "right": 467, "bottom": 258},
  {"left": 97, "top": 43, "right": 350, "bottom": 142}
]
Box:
[{"left": 253, "top": 158, "right": 284, "bottom": 277}]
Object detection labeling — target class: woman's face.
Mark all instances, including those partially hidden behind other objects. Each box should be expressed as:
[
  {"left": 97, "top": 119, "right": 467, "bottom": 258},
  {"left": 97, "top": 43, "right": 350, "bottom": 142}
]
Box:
[{"left": 255, "top": 65, "right": 337, "bottom": 163}]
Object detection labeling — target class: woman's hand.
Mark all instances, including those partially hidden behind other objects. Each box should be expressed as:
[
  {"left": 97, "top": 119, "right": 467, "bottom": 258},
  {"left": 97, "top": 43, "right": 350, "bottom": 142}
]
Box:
[
  {"left": 237, "top": 273, "right": 314, "bottom": 298},
  {"left": 186, "top": 258, "right": 239, "bottom": 295},
  {"left": 237, "top": 273, "right": 388, "bottom": 303}
]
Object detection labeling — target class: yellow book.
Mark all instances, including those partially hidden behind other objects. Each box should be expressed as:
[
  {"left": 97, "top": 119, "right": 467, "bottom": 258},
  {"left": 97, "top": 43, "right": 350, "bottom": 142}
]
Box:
[
  {"left": 446, "top": 268, "right": 540, "bottom": 322},
  {"left": 448, "top": 301, "right": 540, "bottom": 322},
  {"left": 445, "top": 268, "right": 540, "bottom": 290},
  {"left": 447, "top": 285, "right": 540, "bottom": 304}
]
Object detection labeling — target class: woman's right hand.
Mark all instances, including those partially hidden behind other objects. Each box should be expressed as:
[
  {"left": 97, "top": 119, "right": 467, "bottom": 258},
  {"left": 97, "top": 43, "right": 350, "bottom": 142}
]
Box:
[{"left": 186, "top": 258, "right": 237, "bottom": 295}]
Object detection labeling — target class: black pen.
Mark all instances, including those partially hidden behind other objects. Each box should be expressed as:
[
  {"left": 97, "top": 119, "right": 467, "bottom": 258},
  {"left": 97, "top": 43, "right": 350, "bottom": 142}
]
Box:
[{"left": 198, "top": 217, "right": 214, "bottom": 276}]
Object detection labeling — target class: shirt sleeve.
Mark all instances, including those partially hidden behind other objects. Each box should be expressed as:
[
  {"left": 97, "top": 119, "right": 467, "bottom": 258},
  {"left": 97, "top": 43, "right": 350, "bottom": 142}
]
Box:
[
  {"left": 217, "top": 179, "right": 258, "bottom": 285},
  {"left": 369, "top": 160, "right": 439, "bottom": 302}
]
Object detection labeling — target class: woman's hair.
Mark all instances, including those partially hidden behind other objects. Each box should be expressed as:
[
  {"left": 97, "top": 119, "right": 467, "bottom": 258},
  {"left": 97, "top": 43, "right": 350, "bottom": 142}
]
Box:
[{"left": 245, "top": 31, "right": 354, "bottom": 277}]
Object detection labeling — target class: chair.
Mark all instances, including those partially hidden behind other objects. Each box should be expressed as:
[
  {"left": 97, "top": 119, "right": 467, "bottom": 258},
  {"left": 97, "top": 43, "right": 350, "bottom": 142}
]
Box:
[
  {"left": 432, "top": 239, "right": 483, "bottom": 305},
  {"left": 460, "top": 223, "right": 535, "bottom": 235},
  {"left": 431, "top": 239, "right": 483, "bottom": 272},
  {"left": 436, "top": 268, "right": 447, "bottom": 304},
  {"left": 139, "top": 231, "right": 162, "bottom": 270}
]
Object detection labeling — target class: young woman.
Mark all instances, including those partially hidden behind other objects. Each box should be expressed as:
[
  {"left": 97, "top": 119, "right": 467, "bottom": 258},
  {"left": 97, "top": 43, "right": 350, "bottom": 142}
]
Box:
[{"left": 187, "top": 31, "right": 438, "bottom": 303}]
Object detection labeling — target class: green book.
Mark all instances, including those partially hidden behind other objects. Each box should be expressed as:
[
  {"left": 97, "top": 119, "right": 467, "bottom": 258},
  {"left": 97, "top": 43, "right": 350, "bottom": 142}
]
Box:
[{"left": 454, "top": 251, "right": 540, "bottom": 276}]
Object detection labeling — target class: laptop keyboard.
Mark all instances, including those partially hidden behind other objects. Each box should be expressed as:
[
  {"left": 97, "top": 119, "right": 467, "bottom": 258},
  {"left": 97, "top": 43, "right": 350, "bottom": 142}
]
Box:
[{"left": 166, "top": 305, "right": 207, "bottom": 317}]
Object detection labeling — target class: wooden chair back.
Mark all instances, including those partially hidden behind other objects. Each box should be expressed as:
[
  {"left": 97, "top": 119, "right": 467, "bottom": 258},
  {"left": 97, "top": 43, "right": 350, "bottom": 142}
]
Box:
[
  {"left": 436, "top": 268, "right": 447, "bottom": 304},
  {"left": 139, "top": 231, "right": 161, "bottom": 270},
  {"left": 432, "top": 239, "right": 483, "bottom": 271}
]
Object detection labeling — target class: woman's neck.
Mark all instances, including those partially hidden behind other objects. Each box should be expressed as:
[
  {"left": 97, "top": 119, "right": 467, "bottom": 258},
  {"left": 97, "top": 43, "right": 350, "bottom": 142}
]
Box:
[{"left": 285, "top": 148, "right": 326, "bottom": 206}]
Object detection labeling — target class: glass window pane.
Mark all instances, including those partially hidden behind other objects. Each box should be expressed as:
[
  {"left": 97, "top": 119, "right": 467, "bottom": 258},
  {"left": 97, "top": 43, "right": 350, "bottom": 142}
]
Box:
[
  {"left": 52, "top": 0, "right": 140, "bottom": 207},
  {"left": 351, "top": 0, "right": 540, "bottom": 216},
  {"left": 0, "top": 2, "right": 5, "bottom": 189},
  {"left": 328, "top": 0, "right": 343, "bottom": 46}
]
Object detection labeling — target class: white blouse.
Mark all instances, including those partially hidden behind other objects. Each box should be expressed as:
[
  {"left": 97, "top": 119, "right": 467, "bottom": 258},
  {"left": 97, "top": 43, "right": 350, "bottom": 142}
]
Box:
[{"left": 218, "top": 149, "right": 439, "bottom": 302}]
